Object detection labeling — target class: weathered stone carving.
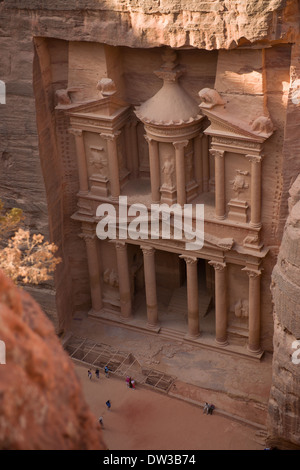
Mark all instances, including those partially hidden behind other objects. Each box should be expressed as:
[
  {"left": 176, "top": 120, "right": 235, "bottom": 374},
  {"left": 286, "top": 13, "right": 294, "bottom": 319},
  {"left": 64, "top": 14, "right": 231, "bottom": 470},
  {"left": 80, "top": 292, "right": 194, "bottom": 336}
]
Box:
[
  {"left": 103, "top": 268, "right": 119, "bottom": 288},
  {"left": 251, "top": 116, "right": 274, "bottom": 135},
  {"left": 198, "top": 88, "right": 226, "bottom": 109},
  {"left": 234, "top": 299, "right": 249, "bottom": 318}
]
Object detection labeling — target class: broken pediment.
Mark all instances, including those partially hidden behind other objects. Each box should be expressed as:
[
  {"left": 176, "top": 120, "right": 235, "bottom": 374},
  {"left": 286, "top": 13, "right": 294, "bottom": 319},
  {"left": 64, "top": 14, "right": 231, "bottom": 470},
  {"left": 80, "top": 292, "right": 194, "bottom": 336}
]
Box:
[{"left": 198, "top": 87, "right": 274, "bottom": 142}]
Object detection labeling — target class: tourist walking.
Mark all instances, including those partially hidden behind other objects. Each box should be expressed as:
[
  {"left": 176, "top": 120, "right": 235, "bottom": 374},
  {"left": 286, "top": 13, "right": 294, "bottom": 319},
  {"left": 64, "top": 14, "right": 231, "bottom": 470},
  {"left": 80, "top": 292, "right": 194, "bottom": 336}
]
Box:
[
  {"left": 106, "top": 400, "right": 111, "bottom": 411},
  {"left": 99, "top": 416, "right": 103, "bottom": 427},
  {"left": 203, "top": 402, "right": 209, "bottom": 414},
  {"left": 104, "top": 366, "right": 109, "bottom": 378},
  {"left": 131, "top": 378, "right": 136, "bottom": 390},
  {"left": 88, "top": 369, "right": 92, "bottom": 380},
  {"left": 95, "top": 368, "right": 100, "bottom": 379}
]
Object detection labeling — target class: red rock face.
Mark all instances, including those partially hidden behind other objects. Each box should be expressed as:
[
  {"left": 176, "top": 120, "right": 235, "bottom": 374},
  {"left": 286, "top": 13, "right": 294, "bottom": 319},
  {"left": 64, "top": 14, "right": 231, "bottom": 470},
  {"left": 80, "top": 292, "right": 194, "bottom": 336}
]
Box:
[
  {"left": 0, "top": 271, "right": 106, "bottom": 450},
  {"left": 267, "top": 177, "right": 300, "bottom": 450}
]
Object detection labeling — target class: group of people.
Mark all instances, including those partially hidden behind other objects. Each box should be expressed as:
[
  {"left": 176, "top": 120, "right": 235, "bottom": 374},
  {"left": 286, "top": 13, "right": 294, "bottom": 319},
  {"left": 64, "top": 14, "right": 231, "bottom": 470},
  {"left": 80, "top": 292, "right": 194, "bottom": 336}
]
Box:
[
  {"left": 87, "top": 365, "right": 110, "bottom": 380},
  {"left": 125, "top": 376, "right": 136, "bottom": 390},
  {"left": 203, "top": 402, "right": 215, "bottom": 415}
]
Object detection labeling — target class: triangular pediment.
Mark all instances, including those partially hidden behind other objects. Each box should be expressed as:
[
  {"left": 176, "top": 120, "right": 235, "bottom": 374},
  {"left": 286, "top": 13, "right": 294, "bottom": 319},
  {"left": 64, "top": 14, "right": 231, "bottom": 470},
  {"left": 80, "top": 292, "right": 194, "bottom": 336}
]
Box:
[{"left": 202, "top": 107, "right": 272, "bottom": 143}]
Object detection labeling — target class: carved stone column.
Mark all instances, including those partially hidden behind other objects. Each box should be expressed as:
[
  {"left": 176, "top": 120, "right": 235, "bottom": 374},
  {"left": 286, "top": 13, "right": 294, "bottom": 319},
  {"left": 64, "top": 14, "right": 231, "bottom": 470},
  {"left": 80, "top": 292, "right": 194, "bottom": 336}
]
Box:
[
  {"left": 194, "top": 135, "right": 203, "bottom": 193},
  {"left": 82, "top": 233, "right": 102, "bottom": 312},
  {"left": 243, "top": 267, "right": 262, "bottom": 353},
  {"left": 210, "top": 149, "right": 225, "bottom": 219},
  {"left": 144, "top": 135, "right": 160, "bottom": 203},
  {"left": 247, "top": 155, "right": 263, "bottom": 228},
  {"left": 69, "top": 128, "right": 89, "bottom": 193},
  {"left": 101, "top": 132, "right": 121, "bottom": 200},
  {"left": 141, "top": 245, "right": 158, "bottom": 328},
  {"left": 202, "top": 134, "right": 210, "bottom": 192},
  {"left": 130, "top": 119, "right": 139, "bottom": 179},
  {"left": 209, "top": 260, "right": 228, "bottom": 345},
  {"left": 181, "top": 255, "right": 200, "bottom": 338},
  {"left": 173, "top": 140, "right": 188, "bottom": 205},
  {"left": 114, "top": 241, "right": 132, "bottom": 320}
]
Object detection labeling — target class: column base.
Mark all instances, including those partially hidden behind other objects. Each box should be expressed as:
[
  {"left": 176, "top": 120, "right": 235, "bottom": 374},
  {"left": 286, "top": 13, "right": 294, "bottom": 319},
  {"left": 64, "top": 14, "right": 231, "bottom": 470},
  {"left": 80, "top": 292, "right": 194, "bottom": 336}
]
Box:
[
  {"left": 185, "top": 332, "right": 201, "bottom": 341},
  {"left": 215, "top": 338, "right": 229, "bottom": 347},
  {"left": 247, "top": 343, "right": 263, "bottom": 355},
  {"left": 214, "top": 214, "right": 226, "bottom": 221},
  {"left": 249, "top": 221, "right": 262, "bottom": 229},
  {"left": 146, "top": 322, "right": 160, "bottom": 332}
]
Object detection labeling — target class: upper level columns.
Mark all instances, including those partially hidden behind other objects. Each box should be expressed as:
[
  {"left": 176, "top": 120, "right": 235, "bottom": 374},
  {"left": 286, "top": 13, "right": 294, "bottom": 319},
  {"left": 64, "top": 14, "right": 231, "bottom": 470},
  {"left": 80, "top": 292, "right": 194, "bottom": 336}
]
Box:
[
  {"left": 210, "top": 149, "right": 225, "bottom": 220},
  {"left": 247, "top": 154, "right": 263, "bottom": 228},
  {"left": 144, "top": 135, "right": 160, "bottom": 203},
  {"left": 173, "top": 140, "right": 189, "bottom": 206},
  {"left": 101, "top": 131, "right": 121, "bottom": 200},
  {"left": 69, "top": 128, "right": 89, "bottom": 194}
]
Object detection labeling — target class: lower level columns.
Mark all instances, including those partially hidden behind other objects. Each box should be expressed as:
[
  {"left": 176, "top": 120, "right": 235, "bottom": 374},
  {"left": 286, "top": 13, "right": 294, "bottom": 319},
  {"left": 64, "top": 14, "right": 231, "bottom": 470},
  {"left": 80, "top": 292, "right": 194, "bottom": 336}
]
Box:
[
  {"left": 141, "top": 245, "right": 158, "bottom": 328},
  {"left": 83, "top": 233, "right": 103, "bottom": 313},
  {"left": 114, "top": 241, "right": 132, "bottom": 320},
  {"left": 243, "top": 267, "right": 262, "bottom": 354},
  {"left": 209, "top": 261, "right": 228, "bottom": 346},
  {"left": 181, "top": 255, "right": 200, "bottom": 339}
]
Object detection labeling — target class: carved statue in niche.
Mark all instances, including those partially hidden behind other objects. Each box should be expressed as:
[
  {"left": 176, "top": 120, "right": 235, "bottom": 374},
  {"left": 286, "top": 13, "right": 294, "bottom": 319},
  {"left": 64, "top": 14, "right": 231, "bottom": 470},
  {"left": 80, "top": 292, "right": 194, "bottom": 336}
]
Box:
[
  {"left": 103, "top": 268, "right": 119, "bottom": 288},
  {"left": 230, "top": 170, "right": 249, "bottom": 198},
  {"left": 90, "top": 146, "right": 108, "bottom": 177},
  {"left": 162, "top": 155, "right": 175, "bottom": 189},
  {"left": 234, "top": 299, "right": 249, "bottom": 318}
]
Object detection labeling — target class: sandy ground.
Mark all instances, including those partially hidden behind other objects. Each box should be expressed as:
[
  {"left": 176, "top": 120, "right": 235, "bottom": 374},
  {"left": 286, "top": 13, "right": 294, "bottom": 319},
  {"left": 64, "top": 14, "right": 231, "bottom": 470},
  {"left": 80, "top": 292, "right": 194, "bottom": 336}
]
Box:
[{"left": 75, "top": 364, "right": 265, "bottom": 451}]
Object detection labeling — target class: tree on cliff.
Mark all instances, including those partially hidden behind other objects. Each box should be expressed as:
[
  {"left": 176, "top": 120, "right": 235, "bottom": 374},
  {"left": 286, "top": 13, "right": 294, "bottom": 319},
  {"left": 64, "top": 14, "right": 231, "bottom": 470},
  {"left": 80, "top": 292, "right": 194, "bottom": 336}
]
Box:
[{"left": 0, "top": 199, "right": 61, "bottom": 284}]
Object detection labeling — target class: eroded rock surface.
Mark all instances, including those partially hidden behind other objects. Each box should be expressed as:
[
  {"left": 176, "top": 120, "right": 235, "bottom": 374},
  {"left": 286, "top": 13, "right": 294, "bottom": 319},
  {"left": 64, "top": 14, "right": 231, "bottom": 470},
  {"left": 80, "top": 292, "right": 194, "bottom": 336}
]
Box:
[
  {"left": 267, "top": 176, "right": 300, "bottom": 450},
  {"left": 0, "top": 271, "right": 106, "bottom": 450}
]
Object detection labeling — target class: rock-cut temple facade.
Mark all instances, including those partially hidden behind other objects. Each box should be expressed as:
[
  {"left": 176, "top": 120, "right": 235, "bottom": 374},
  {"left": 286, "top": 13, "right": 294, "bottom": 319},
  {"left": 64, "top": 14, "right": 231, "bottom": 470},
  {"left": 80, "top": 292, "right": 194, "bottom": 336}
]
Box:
[{"left": 2, "top": 0, "right": 300, "bottom": 449}]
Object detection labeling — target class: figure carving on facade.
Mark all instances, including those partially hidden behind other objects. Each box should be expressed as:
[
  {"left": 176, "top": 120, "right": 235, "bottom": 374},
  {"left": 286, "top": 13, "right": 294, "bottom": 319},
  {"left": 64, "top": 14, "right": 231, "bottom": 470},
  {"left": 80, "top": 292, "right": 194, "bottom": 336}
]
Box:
[
  {"left": 230, "top": 170, "right": 249, "bottom": 197},
  {"left": 96, "top": 78, "right": 116, "bottom": 97},
  {"left": 90, "top": 146, "right": 107, "bottom": 177},
  {"left": 103, "top": 268, "right": 119, "bottom": 288},
  {"left": 198, "top": 88, "right": 226, "bottom": 109},
  {"left": 234, "top": 299, "right": 249, "bottom": 318},
  {"left": 162, "top": 155, "right": 175, "bottom": 189},
  {"left": 251, "top": 115, "right": 274, "bottom": 134}
]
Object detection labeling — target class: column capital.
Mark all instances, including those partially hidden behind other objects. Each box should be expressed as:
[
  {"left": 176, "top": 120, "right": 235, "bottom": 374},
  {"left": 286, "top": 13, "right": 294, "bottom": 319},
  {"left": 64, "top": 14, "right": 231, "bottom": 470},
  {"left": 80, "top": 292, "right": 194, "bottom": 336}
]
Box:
[
  {"left": 144, "top": 134, "right": 157, "bottom": 145},
  {"left": 173, "top": 140, "right": 189, "bottom": 150},
  {"left": 100, "top": 130, "right": 121, "bottom": 141},
  {"left": 80, "top": 232, "right": 96, "bottom": 244},
  {"left": 140, "top": 245, "right": 155, "bottom": 256},
  {"left": 209, "top": 148, "right": 225, "bottom": 159},
  {"left": 242, "top": 267, "right": 262, "bottom": 279},
  {"left": 68, "top": 128, "right": 83, "bottom": 137},
  {"left": 180, "top": 254, "right": 198, "bottom": 265},
  {"left": 110, "top": 240, "right": 127, "bottom": 250},
  {"left": 209, "top": 260, "right": 226, "bottom": 271},
  {"left": 246, "top": 154, "right": 263, "bottom": 164}
]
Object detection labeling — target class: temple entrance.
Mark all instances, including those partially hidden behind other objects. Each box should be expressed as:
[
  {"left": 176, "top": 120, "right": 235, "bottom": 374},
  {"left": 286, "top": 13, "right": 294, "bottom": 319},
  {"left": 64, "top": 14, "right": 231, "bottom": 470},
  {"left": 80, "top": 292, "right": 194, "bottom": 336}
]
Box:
[{"left": 131, "top": 247, "right": 215, "bottom": 337}]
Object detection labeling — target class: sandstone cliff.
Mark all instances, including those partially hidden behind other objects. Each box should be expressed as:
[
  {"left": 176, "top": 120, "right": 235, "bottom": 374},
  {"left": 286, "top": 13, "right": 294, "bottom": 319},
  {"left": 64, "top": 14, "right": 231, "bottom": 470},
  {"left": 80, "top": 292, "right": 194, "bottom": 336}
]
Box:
[
  {"left": 0, "top": 271, "right": 106, "bottom": 450},
  {"left": 267, "top": 175, "right": 300, "bottom": 450}
]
